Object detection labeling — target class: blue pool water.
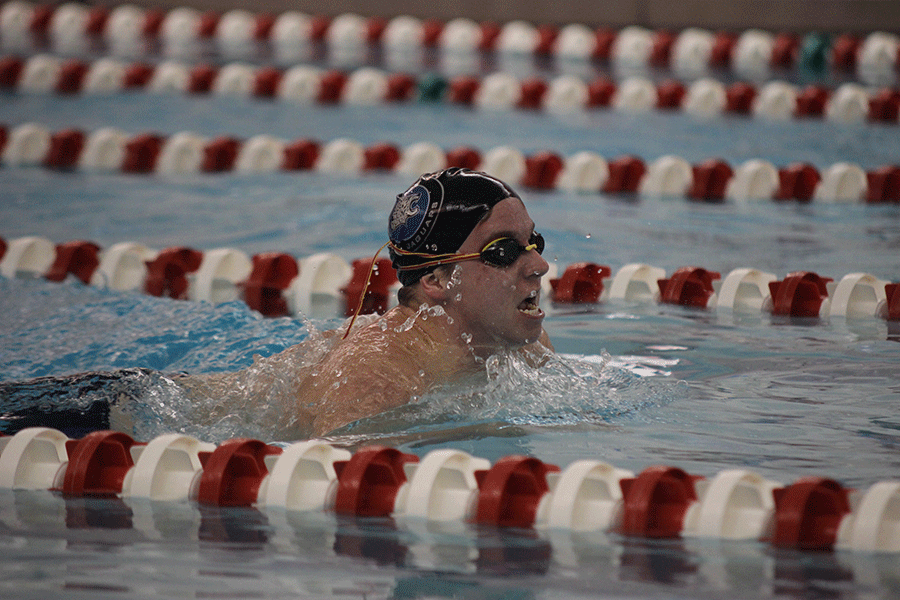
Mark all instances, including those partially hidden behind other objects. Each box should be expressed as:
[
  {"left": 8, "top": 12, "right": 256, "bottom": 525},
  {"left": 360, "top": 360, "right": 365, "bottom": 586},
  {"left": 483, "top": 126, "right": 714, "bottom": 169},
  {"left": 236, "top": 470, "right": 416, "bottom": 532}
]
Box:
[{"left": 2, "top": 53, "right": 900, "bottom": 599}]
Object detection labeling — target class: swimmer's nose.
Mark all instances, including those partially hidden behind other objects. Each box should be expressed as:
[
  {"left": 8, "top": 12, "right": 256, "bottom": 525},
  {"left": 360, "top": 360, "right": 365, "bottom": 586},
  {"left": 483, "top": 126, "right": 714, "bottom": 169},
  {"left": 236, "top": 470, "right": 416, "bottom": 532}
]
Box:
[{"left": 524, "top": 245, "right": 550, "bottom": 278}]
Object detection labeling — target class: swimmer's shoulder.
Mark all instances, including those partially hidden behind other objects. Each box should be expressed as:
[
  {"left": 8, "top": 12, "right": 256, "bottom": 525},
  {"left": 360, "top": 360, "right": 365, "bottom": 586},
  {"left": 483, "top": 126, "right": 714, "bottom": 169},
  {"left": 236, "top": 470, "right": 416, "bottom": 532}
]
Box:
[
  {"left": 344, "top": 305, "right": 421, "bottom": 343},
  {"left": 341, "top": 304, "right": 474, "bottom": 376},
  {"left": 321, "top": 306, "right": 420, "bottom": 363}
]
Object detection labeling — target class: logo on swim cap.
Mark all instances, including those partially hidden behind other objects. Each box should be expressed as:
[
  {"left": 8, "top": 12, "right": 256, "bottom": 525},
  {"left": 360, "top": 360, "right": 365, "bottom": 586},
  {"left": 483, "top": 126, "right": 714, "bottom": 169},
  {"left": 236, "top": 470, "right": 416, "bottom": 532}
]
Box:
[{"left": 389, "top": 184, "right": 433, "bottom": 245}]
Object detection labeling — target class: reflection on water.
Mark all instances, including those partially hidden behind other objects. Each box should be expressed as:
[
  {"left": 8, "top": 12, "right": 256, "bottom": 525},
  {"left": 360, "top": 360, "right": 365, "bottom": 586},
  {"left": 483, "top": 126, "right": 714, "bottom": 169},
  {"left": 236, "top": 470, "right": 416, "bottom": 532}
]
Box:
[{"left": 2, "top": 489, "right": 899, "bottom": 600}]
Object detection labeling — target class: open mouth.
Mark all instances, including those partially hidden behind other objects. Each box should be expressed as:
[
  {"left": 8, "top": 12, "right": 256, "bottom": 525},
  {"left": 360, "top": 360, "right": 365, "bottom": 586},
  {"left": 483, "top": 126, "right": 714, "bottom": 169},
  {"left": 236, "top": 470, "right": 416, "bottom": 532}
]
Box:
[{"left": 517, "top": 293, "right": 543, "bottom": 317}]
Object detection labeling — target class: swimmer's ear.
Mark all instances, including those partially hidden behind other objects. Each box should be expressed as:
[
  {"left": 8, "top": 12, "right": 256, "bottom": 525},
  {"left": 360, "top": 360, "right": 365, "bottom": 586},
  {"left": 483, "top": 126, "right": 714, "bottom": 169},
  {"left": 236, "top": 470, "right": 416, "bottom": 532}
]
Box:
[{"left": 419, "top": 270, "right": 451, "bottom": 301}]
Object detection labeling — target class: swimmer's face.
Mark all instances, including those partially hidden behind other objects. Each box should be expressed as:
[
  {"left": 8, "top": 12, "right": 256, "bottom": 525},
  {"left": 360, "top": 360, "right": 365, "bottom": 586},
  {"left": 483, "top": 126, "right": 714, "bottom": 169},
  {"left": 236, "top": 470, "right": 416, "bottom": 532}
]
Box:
[{"left": 441, "top": 197, "right": 549, "bottom": 353}]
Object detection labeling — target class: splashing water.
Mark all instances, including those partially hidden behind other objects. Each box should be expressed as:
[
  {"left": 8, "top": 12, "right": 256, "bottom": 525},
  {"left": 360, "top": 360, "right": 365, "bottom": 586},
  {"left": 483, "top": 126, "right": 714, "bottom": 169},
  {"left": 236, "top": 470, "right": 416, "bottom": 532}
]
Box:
[
  {"left": 0, "top": 280, "right": 683, "bottom": 444},
  {"left": 394, "top": 303, "right": 448, "bottom": 333},
  {"left": 329, "top": 348, "right": 684, "bottom": 440},
  {"left": 0, "top": 312, "right": 344, "bottom": 443},
  {"left": 1, "top": 340, "right": 681, "bottom": 445},
  {"left": 446, "top": 264, "right": 463, "bottom": 290}
]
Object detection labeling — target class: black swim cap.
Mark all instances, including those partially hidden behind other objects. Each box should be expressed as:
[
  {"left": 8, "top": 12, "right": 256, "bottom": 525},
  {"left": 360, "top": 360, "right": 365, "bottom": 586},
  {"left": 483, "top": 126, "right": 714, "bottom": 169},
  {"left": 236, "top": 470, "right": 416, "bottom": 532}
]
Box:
[{"left": 388, "top": 168, "right": 518, "bottom": 285}]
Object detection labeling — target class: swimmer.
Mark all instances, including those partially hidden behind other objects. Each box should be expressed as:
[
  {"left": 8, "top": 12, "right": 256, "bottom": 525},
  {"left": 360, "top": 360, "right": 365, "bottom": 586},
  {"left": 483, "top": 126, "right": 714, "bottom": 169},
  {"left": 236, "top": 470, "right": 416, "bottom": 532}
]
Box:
[
  {"left": 1, "top": 168, "right": 553, "bottom": 439},
  {"left": 291, "top": 167, "right": 554, "bottom": 434}
]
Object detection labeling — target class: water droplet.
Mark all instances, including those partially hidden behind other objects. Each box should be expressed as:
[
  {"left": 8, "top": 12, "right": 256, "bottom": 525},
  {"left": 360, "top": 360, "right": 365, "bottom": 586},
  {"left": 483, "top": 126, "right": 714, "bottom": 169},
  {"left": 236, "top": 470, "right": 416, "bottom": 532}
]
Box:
[
  {"left": 394, "top": 314, "right": 417, "bottom": 332},
  {"left": 449, "top": 265, "right": 463, "bottom": 287}
]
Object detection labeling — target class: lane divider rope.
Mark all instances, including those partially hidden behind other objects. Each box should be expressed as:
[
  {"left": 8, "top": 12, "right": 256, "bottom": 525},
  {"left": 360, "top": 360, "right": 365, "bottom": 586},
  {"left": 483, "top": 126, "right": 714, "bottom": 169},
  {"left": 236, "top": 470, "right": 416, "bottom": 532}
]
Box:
[
  {"left": 1, "top": 235, "right": 898, "bottom": 323},
  {"left": 1, "top": 54, "right": 898, "bottom": 125},
  {"left": 0, "top": 427, "right": 897, "bottom": 553},
  {"left": 2, "top": 121, "right": 899, "bottom": 203},
  {"left": 1, "top": 3, "right": 898, "bottom": 84}
]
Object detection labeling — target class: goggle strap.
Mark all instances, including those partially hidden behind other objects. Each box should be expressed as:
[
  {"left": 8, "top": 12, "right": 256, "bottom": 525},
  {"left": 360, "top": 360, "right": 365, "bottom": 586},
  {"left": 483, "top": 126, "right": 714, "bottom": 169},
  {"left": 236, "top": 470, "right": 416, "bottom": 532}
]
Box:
[
  {"left": 342, "top": 241, "right": 390, "bottom": 340},
  {"left": 389, "top": 242, "right": 481, "bottom": 270},
  {"left": 395, "top": 254, "right": 482, "bottom": 270}
]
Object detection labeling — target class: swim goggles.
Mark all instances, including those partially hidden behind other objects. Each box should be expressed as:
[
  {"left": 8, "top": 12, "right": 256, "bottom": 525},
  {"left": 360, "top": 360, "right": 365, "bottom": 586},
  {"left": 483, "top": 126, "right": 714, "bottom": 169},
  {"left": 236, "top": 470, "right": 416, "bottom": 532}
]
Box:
[{"left": 390, "top": 232, "right": 545, "bottom": 271}]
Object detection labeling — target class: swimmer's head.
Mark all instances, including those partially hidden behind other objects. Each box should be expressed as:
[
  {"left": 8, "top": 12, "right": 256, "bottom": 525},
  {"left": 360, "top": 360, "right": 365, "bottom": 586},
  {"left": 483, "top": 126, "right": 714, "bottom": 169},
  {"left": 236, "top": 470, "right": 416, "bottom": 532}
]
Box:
[{"left": 388, "top": 167, "right": 517, "bottom": 286}]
